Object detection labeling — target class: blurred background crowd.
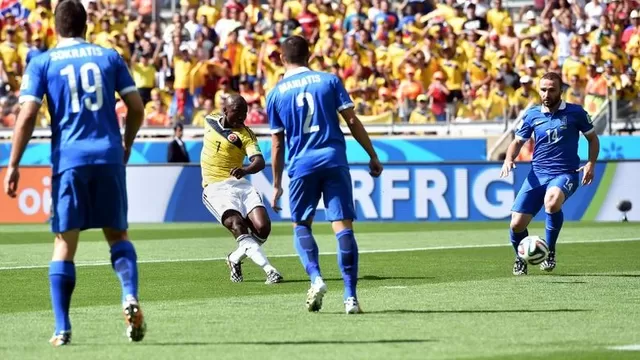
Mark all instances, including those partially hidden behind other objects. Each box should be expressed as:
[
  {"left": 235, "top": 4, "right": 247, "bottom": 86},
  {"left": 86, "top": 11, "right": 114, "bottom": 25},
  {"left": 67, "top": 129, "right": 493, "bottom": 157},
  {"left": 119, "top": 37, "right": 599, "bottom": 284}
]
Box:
[{"left": 0, "top": 0, "right": 639, "bottom": 129}]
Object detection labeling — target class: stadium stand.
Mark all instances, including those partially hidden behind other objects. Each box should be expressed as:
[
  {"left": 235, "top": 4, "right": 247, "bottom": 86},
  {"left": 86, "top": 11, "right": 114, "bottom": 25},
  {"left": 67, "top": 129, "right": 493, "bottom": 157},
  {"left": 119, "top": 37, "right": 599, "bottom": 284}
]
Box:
[{"left": 0, "top": 0, "right": 638, "bottom": 139}]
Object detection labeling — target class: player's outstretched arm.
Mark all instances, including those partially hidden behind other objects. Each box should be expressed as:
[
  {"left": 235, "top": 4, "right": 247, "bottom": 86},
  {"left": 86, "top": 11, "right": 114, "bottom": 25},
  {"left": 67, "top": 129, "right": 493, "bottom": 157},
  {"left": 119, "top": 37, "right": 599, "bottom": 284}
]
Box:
[
  {"left": 121, "top": 91, "right": 145, "bottom": 164},
  {"left": 339, "top": 107, "right": 383, "bottom": 177},
  {"left": 578, "top": 131, "right": 600, "bottom": 185},
  {"left": 270, "top": 132, "right": 285, "bottom": 211},
  {"left": 500, "top": 138, "right": 526, "bottom": 178},
  {"left": 4, "top": 101, "right": 40, "bottom": 197}
]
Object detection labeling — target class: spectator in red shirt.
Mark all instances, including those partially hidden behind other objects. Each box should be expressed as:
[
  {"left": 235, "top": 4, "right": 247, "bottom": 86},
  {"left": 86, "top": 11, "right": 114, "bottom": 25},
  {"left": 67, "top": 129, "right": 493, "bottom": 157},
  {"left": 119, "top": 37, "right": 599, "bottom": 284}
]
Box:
[
  {"left": 246, "top": 103, "right": 267, "bottom": 125},
  {"left": 298, "top": 0, "right": 320, "bottom": 42},
  {"left": 224, "top": 0, "right": 244, "bottom": 13},
  {"left": 426, "top": 71, "right": 450, "bottom": 122}
]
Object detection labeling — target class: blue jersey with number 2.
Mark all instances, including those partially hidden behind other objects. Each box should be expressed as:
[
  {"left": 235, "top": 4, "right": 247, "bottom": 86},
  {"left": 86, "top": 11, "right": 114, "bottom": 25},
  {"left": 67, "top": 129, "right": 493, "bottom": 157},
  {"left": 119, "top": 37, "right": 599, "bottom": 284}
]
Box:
[
  {"left": 19, "top": 38, "right": 137, "bottom": 175},
  {"left": 515, "top": 101, "right": 594, "bottom": 176},
  {"left": 266, "top": 67, "right": 354, "bottom": 180}
]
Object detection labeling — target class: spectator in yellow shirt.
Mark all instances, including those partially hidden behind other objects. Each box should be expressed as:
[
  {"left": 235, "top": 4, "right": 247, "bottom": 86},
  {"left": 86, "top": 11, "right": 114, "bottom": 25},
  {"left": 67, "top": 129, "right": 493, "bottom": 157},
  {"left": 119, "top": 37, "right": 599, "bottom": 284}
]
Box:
[
  {"left": 223, "top": 31, "right": 244, "bottom": 90},
  {"left": 374, "top": 87, "right": 396, "bottom": 115},
  {"left": 131, "top": 46, "right": 161, "bottom": 104},
  {"left": 409, "top": 94, "right": 435, "bottom": 124},
  {"left": 197, "top": 0, "right": 219, "bottom": 26},
  {"left": 191, "top": 99, "right": 214, "bottom": 127},
  {"left": 511, "top": 75, "right": 541, "bottom": 117},
  {"left": 564, "top": 74, "right": 586, "bottom": 105},
  {"left": 468, "top": 45, "right": 493, "bottom": 91},
  {"left": 240, "top": 35, "right": 260, "bottom": 84},
  {"left": 562, "top": 39, "right": 588, "bottom": 84},
  {"left": 603, "top": 60, "right": 622, "bottom": 93},
  {"left": 0, "top": 27, "right": 20, "bottom": 90}
]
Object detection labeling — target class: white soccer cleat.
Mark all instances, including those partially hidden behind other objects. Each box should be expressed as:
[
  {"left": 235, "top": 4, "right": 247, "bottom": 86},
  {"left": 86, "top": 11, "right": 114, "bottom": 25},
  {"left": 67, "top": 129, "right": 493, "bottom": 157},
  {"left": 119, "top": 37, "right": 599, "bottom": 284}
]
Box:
[
  {"left": 49, "top": 331, "right": 71, "bottom": 347},
  {"left": 306, "top": 280, "right": 327, "bottom": 312},
  {"left": 345, "top": 297, "right": 363, "bottom": 314}
]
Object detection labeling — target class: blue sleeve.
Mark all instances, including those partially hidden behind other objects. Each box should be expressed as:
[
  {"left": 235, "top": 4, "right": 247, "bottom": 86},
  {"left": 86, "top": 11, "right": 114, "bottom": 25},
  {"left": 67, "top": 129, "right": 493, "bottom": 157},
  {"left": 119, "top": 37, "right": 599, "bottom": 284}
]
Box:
[
  {"left": 266, "top": 91, "right": 284, "bottom": 134},
  {"left": 515, "top": 111, "right": 533, "bottom": 140},
  {"left": 332, "top": 76, "right": 354, "bottom": 112},
  {"left": 575, "top": 107, "right": 595, "bottom": 135},
  {"left": 112, "top": 50, "right": 137, "bottom": 96},
  {"left": 19, "top": 56, "right": 46, "bottom": 104}
]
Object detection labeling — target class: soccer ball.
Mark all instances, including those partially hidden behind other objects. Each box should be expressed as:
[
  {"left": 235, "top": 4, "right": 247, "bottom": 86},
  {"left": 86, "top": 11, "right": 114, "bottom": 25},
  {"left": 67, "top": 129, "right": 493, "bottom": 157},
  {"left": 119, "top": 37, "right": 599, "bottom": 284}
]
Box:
[{"left": 517, "top": 236, "right": 549, "bottom": 265}]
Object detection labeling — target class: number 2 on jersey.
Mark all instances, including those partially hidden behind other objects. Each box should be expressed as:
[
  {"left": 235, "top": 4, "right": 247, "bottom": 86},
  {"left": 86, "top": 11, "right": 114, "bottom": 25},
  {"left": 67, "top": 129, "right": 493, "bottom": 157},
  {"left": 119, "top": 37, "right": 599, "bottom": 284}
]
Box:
[
  {"left": 60, "top": 62, "right": 104, "bottom": 113},
  {"left": 296, "top": 92, "right": 319, "bottom": 134}
]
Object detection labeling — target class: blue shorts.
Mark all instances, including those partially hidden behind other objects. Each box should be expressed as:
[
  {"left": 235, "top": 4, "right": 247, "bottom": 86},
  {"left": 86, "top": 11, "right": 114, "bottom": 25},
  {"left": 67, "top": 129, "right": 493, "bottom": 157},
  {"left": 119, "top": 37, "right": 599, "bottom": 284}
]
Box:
[
  {"left": 512, "top": 171, "right": 579, "bottom": 216},
  {"left": 51, "top": 165, "right": 128, "bottom": 233},
  {"left": 288, "top": 166, "right": 356, "bottom": 223}
]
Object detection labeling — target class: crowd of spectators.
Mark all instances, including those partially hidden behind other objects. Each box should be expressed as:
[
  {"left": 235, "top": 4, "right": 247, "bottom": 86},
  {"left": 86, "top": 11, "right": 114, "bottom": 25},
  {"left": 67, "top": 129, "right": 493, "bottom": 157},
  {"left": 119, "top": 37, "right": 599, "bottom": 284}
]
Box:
[{"left": 0, "top": 0, "right": 639, "bottom": 129}]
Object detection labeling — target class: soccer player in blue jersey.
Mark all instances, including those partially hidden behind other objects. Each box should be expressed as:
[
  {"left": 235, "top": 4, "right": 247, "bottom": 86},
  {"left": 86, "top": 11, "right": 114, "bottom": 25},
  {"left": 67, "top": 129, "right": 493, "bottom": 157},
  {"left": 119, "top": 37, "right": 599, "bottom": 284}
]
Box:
[
  {"left": 267, "top": 36, "right": 383, "bottom": 314},
  {"left": 500, "top": 72, "right": 600, "bottom": 275},
  {"left": 3, "top": 0, "right": 146, "bottom": 346}
]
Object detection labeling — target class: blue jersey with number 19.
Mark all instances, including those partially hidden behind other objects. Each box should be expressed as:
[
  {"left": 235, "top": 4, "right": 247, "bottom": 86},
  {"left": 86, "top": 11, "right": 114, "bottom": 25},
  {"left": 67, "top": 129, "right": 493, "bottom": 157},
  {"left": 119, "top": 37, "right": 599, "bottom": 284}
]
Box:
[
  {"left": 266, "top": 67, "right": 354, "bottom": 180},
  {"left": 19, "top": 38, "right": 137, "bottom": 175}
]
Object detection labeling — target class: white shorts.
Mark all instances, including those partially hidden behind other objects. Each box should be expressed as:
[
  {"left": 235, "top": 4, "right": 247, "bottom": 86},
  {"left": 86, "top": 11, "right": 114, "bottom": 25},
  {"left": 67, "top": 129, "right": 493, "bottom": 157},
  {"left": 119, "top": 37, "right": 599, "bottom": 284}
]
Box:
[{"left": 202, "top": 178, "right": 265, "bottom": 223}]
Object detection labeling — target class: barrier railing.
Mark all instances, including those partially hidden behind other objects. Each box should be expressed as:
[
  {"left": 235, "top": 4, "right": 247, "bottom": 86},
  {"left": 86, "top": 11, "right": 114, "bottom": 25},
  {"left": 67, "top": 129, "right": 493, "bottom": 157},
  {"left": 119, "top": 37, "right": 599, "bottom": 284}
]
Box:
[{"left": 0, "top": 121, "right": 510, "bottom": 140}]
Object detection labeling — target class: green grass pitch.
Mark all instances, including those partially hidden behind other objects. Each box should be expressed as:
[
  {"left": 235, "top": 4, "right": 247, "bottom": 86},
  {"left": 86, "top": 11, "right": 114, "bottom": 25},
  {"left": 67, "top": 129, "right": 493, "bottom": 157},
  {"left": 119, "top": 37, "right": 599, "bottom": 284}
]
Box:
[{"left": 1, "top": 221, "right": 639, "bottom": 360}]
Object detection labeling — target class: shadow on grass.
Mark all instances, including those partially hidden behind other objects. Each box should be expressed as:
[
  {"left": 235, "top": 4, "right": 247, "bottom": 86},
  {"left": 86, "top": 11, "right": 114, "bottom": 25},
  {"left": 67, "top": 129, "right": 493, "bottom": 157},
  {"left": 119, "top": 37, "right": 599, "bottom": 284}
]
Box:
[
  {"left": 245, "top": 275, "right": 434, "bottom": 284},
  {"left": 217, "top": 339, "right": 434, "bottom": 346},
  {"left": 338, "top": 308, "right": 592, "bottom": 315},
  {"left": 554, "top": 273, "right": 640, "bottom": 278},
  {"left": 143, "top": 339, "right": 434, "bottom": 346}
]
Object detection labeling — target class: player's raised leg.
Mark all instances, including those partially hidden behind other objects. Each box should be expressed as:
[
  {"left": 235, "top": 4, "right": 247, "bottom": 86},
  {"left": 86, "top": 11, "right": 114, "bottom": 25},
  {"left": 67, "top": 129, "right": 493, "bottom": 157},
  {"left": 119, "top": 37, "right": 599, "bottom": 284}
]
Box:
[
  {"left": 295, "top": 219, "right": 328, "bottom": 312},
  {"left": 95, "top": 164, "right": 145, "bottom": 342},
  {"left": 509, "top": 212, "right": 533, "bottom": 276},
  {"left": 324, "top": 167, "right": 362, "bottom": 314},
  {"left": 509, "top": 174, "right": 544, "bottom": 276},
  {"left": 246, "top": 206, "right": 283, "bottom": 284},
  {"left": 288, "top": 175, "right": 327, "bottom": 311},
  {"left": 222, "top": 210, "right": 279, "bottom": 282},
  {"left": 49, "top": 231, "right": 79, "bottom": 347},
  {"left": 104, "top": 228, "right": 145, "bottom": 342}
]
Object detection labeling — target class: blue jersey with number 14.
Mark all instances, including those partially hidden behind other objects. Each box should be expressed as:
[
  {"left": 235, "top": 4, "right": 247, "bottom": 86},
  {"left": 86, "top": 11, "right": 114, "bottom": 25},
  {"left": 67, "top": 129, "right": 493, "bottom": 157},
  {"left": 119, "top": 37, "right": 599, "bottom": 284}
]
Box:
[
  {"left": 266, "top": 67, "right": 354, "bottom": 180},
  {"left": 19, "top": 38, "right": 137, "bottom": 175},
  {"left": 515, "top": 101, "right": 594, "bottom": 177}
]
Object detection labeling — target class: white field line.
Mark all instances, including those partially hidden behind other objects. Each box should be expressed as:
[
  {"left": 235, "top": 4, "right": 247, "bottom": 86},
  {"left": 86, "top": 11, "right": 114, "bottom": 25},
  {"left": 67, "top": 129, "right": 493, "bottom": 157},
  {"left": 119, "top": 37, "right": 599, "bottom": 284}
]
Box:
[
  {"left": 1, "top": 237, "right": 639, "bottom": 272},
  {"left": 608, "top": 345, "right": 640, "bottom": 351}
]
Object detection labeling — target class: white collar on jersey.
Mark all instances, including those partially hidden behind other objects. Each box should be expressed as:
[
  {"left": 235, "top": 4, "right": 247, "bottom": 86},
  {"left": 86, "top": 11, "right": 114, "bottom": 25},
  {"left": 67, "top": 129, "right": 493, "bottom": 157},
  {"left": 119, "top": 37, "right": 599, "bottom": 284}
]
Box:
[
  {"left": 283, "top": 66, "right": 311, "bottom": 79},
  {"left": 56, "top": 37, "right": 88, "bottom": 49},
  {"left": 541, "top": 100, "right": 566, "bottom": 114}
]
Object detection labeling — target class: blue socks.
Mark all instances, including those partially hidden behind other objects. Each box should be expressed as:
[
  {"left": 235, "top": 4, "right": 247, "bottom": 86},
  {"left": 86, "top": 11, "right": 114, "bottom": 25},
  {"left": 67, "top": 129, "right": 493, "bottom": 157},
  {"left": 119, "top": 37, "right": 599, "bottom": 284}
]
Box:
[
  {"left": 545, "top": 210, "right": 564, "bottom": 252},
  {"left": 336, "top": 229, "right": 359, "bottom": 300},
  {"left": 510, "top": 228, "right": 529, "bottom": 254},
  {"left": 294, "top": 225, "right": 360, "bottom": 300},
  {"left": 110, "top": 240, "right": 139, "bottom": 303},
  {"left": 294, "top": 225, "right": 321, "bottom": 283},
  {"left": 49, "top": 260, "right": 76, "bottom": 334}
]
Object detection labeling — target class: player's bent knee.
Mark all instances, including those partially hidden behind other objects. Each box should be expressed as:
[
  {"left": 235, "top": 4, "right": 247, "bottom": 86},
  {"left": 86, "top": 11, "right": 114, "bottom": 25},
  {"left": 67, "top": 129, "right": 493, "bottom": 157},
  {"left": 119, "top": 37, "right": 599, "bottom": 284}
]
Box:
[
  {"left": 293, "top": 220, "right": 313, "bottom": 229},
  {"left": 544, "top": 189, "right": 565, "bottom": 213},
  {"left": 331, "top": 219, "right": 353, "bottom": 234},
  {"left": 251, "top": 220, "right": 271, "bottom": 241},
  {"left": 247, "top": 207, "right": 271, "bottom": 240},
  {"left": 103, "top": 228, "right": 128, "bottom": 244},
  {"left": 222, "top": 212, "right": 248, "bottom": 237},
  {"left": 510, "top": 213, "right": 530, "bottom": 233},
  {"left": 53, "top": 231, "right": 81, "bottom": 261}
]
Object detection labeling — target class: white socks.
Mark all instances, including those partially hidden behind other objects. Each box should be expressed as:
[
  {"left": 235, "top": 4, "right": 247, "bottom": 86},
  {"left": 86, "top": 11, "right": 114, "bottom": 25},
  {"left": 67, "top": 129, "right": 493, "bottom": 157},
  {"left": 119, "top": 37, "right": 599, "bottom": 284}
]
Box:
[{"left": 232, "top": 234, "right": 276, "bottom": 274}]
